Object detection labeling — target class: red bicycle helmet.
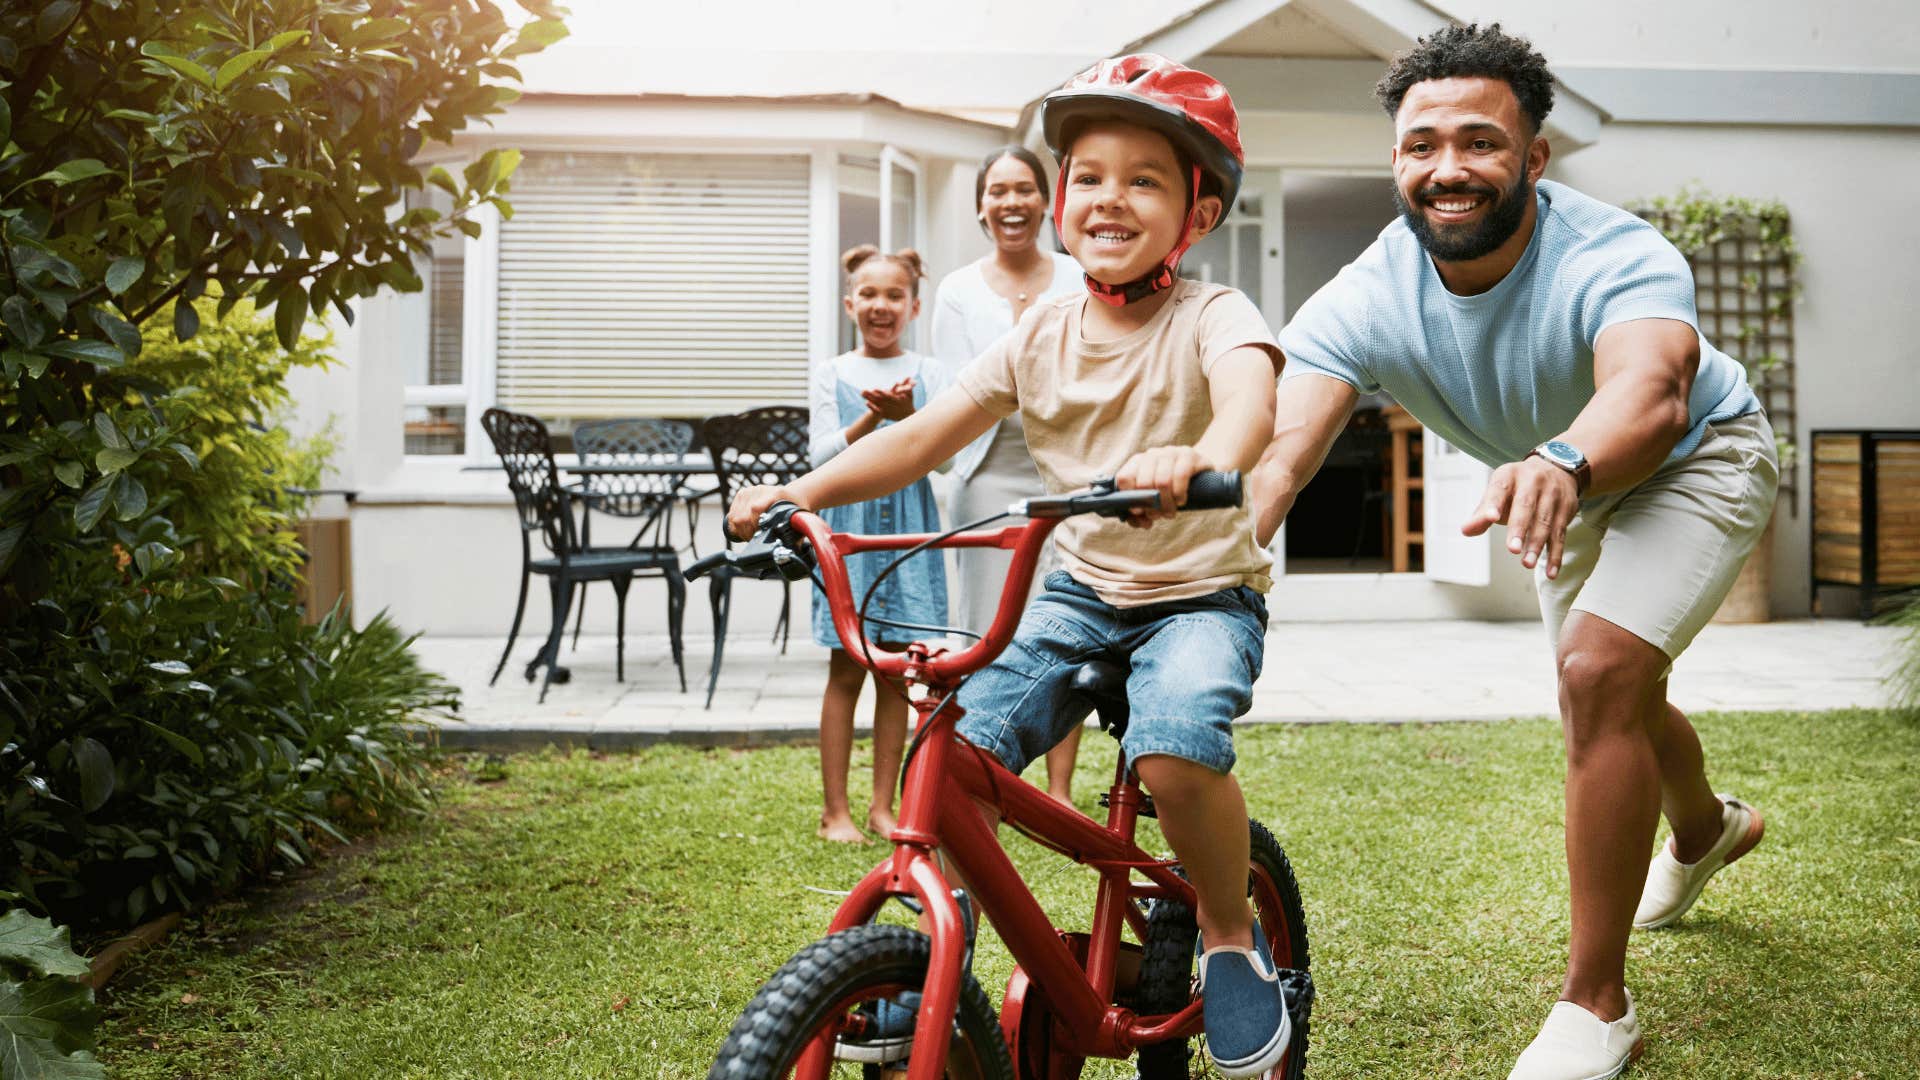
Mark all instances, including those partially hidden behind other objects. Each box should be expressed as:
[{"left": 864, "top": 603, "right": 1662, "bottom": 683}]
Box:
[{"left": 1041, "top": 53, "right": 1245, "bottom": 306}]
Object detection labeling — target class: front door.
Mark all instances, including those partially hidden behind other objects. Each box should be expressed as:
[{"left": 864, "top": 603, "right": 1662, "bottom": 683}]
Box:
[{"left": 1421, "top": 430, "right": 1493, "bottom": 585}]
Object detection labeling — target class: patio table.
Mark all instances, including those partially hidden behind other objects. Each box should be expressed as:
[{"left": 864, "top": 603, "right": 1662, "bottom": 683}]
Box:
[
  {"left": 564, "top": 455, "right": 722, "bottom": 553},
  {"left": 563, "top": 454, "right": 716, "bottom": 479}
]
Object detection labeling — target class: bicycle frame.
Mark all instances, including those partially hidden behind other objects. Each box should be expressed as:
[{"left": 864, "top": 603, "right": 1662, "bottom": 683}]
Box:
[{"left": 786, "top": 511, "right": 1214, "bottom": 1080}]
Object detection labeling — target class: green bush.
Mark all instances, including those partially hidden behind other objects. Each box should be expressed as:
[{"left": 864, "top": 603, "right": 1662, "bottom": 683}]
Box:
[
  {"left": 2, "top": 0, "right": 553, "bottom": 940},
  {"left": 119, "top": 298, "right": 337, "bottom": 584},
  {"left": 0, "top": 303, "right": 455, "bottom": 931}
]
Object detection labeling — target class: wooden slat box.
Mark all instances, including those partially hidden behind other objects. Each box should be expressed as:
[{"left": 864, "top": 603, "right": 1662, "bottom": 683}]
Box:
[{"left": 1811, "top": 429, "right": 1920, "bottom": 617}]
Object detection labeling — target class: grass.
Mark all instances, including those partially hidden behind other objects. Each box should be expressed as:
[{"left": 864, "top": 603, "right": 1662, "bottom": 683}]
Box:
[{"left": 99, "top": 709, "right": 1920, "bottom": 1079}]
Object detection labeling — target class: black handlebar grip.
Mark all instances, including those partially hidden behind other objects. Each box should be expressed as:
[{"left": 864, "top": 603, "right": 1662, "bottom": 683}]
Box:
[
  {"left": 1181, "top": 469, "right": 1243, "bottom": 510},
  {"left": 684, "top": 551, "right": 729, "bottom": 581}
]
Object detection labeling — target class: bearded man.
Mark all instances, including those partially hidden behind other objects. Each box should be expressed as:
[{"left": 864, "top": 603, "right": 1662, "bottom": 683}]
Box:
[{"left": 1249, "top": 24, "right": 1778, "bottom": 1080}]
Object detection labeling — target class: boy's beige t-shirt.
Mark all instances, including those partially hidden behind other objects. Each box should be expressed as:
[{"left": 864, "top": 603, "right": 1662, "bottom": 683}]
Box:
[{"left": 957, "top": 278, "right": 1283, "bottom": 607}]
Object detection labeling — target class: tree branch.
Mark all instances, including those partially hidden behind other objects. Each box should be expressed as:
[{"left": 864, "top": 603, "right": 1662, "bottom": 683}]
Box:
[{"left": 129, "top": 236, "right": 248, "bottom": 325}]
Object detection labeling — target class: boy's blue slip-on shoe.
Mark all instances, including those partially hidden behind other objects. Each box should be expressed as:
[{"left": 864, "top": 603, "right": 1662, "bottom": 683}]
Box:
[
  {"left": 834, "top": 991, "right": 920, "bottom": 1064},
  {"left": 1197, "top": 923, "right": 1292, "bottom": 1078}
]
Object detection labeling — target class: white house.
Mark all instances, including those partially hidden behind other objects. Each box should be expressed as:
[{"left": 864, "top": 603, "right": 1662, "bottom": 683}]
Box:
[{"left": 290, "top": 0, "right": 1920, "bottom": 638}]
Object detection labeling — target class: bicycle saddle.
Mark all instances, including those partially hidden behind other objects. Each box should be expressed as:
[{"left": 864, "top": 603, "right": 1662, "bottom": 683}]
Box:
[{"left": 1067, "top": 660, "right": 1130, "bottom": 738}]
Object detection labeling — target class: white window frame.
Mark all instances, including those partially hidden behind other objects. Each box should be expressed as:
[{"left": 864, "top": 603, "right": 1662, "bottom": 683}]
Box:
[
  {"left": 400, "top": 174, "right": 498, "bottom": 463},
  {"left": 877, "top": 146, "right": 926, "bottom": 352}
]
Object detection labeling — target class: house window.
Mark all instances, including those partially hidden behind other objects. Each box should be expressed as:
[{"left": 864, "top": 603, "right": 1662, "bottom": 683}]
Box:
[
  {"left": 491, "top": 151, "right": 814, "bottom": 429},
  {"left": 834, "top": 150, "right": 922, "bottom": 355},
  {"left": 402, "top": 185, "right": 468, "bottom": 455},
  {"left": 836, "top": 154, "right": 881, "bottom": 356},
  {"left": 886, "top": 149, "right": 919, "bottom": 255}
]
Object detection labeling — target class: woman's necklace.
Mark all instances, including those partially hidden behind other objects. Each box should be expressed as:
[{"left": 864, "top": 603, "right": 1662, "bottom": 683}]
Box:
[{"left": 1000, "top": 256, "right": 1050, "bottom": 304}]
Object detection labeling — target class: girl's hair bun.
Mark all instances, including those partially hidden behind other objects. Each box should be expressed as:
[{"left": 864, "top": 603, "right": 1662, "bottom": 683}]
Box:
[
  {"left": 841, "top": 243, "right": 881, "bottom": 275},
  {"left": 842, "top": 245, "right": 928, "bottom": 296}
]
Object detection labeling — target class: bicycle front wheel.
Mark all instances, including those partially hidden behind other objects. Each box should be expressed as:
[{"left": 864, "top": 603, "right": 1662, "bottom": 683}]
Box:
[{"left": 708, "top": 923, "right": 1015, "bottom": 1080}]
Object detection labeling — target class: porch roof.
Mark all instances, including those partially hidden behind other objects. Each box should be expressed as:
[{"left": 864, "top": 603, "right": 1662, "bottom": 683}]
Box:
[
  {"left": 454, "top": 91, "right": 1014, "bottom": 162},
  {"left": 1013, "top": 0, "right": 1607, "bottom": 152}
]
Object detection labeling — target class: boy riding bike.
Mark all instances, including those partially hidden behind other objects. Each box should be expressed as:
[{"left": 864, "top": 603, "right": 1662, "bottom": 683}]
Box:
[{"left": 727, "top": 54, "right": 1289, "bottom": 1076}]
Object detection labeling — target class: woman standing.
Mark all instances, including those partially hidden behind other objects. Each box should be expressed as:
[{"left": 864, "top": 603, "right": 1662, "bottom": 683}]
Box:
[{"left": 929, "top": 146, "right": 1085, "bottom": 806}]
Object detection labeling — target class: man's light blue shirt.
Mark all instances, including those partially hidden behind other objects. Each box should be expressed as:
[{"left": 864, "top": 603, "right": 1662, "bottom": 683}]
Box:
[{"left": 1278, "top": 179, "right": 1759, "bottom": 470}]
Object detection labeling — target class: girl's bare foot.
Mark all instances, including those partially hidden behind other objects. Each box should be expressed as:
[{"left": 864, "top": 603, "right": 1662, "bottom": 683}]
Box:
[
  {"left": 1048, "top": 789, "right": 1076, "bottom": 810},
  {"left": 866, "top": 806, "right": 898, "bottom": 838},
  {"left": 819, "top": 814, "right": 867, "bottom": 844}
]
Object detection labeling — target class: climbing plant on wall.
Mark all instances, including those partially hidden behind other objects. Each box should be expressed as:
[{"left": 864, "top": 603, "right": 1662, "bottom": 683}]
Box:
[{"left": 1631, "top": 188, "right": 1801, "bottom": 510}]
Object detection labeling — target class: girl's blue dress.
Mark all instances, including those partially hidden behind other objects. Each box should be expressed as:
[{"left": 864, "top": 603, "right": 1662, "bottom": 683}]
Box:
[{"left": 810, "top": 353, "right": 949, "bottom": 650}]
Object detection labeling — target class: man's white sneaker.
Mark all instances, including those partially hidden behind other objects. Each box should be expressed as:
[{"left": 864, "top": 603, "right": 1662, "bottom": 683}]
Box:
[
  {"left": 1633, "top": 794, "right": 1765, "bottom": 930},
  {"left": 1507, "top": 992, "right": 1644, "bottom": 1080}
]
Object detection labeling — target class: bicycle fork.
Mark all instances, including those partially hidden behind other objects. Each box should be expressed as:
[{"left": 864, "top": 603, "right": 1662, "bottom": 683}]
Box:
[{"left": 800, "top": 842, "right": 975, "bottom": 1080}]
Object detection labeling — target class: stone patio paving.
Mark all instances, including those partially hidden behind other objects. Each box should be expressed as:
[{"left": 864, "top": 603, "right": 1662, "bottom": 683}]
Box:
[{"left": 410, "top": 617, "right": 1903, "bottom": 750}]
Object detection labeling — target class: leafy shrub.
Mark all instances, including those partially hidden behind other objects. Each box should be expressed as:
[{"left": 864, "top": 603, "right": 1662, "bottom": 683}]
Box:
[
  {"left": 118, "top": 298, "right": 338, "bottom": 583},
  {"left": 0, "top": 0, "right": 559, "bottom": 602},
  {"left": 0, "top": 303, "right": 455, "bottom": 930},
  {"left": 2, "top": 0, "right": 546, "bottom": 940},
  {"left": 0, "top": 909, "right": 102, "bottom": 1079}
]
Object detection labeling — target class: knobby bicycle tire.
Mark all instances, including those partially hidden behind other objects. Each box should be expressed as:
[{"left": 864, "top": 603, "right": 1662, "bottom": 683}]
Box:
[
  {"left": 1132, "top": 817, "right": 1312, "bottom": 1079},
  {"left": 708, "top": 923, "right": 1015, "bottom": 1080}
]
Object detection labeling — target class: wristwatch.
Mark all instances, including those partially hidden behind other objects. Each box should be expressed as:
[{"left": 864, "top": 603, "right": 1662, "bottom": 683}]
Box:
[{"left": 1529, "top": 440, "right": 1592, "bottom": 495}]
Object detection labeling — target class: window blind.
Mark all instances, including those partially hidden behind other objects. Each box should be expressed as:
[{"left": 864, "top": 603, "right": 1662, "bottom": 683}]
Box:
[{"left": 495, "top": 152, "right": 813, "bottom": 419}]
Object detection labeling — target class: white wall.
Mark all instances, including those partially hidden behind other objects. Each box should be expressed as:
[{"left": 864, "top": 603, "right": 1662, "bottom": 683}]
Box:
[
  {"left": 1439, "top": 0, "right": 1919, "bottom": 69},
  {"left": 1281, "top": 173, "right": 1396, "bottom": 319},
  {"left": 513, "top": 1, "right": 1189, "bottom": 118},
  {"left": 1551, "top": 124, "right": 1920, "bottom": 616}
]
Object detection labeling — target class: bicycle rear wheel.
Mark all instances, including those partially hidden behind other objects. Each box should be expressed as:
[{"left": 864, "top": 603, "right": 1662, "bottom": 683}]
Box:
[
  {"left": 708, "top": 923, "right": 1015, "bottom": 1080},
  {"left": 1132, "top": 817, "right": 1312, "bottom": 1079}
]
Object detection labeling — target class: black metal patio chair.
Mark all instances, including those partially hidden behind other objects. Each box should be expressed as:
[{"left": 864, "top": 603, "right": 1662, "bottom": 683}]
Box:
[
  {"left": 480, "top": 408, "right": 687, "bottom": 703},
  {"left": 700, "top": 405, "right": 810, "bottom": 708},
  {"left": 566, "top": 417, "right": 696, "bottom": 652}
]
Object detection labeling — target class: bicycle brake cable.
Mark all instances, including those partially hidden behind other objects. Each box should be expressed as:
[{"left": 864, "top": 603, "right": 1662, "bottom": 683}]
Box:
[{"left": 850, "top": 510, "right": 1016, "bottom": 707}]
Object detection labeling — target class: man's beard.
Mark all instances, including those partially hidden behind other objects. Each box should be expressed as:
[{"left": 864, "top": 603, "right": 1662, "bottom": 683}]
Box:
[{"left": 1394, "top": 172, "right": 1532, "bottom": 262}]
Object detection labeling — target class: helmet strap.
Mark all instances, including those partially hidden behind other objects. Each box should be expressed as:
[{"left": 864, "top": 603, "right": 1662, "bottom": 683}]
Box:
[{"left": 1064, "top": 163, "right": 1206, "bottom": 308}]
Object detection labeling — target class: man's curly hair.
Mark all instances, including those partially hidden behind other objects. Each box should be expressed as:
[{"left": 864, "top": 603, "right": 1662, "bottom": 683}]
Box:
[{"left": 1374, "top": 23, "right": 1555, "bottom": 134}]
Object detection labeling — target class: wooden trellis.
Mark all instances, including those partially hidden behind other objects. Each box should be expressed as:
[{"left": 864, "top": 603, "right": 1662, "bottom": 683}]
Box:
[{"left": 1633, "top": 200, "right": 1799, "bottom": 512}]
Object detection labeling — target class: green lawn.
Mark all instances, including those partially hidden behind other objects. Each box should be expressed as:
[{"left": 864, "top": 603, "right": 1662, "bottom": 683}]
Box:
[{"left": 100, "top": 709, "right": 1920, "bottom": 1078}]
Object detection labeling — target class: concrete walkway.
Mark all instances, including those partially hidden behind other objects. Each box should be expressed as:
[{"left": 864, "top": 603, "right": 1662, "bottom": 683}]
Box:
[{"left": 412, "top": 618, "right": 1903, "bottom": 751}]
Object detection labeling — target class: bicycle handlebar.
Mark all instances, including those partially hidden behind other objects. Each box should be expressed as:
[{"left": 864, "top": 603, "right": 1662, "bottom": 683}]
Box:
[
  {"left": 1021, "top": 468, "right": 1241, "bottom": 519},
  {"left": 686, "top": 470, "right": 1244, "bottom": 685}
]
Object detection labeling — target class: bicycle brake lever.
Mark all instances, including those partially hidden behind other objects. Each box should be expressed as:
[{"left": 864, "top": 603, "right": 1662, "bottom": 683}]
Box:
[
  {"left": 758, "top": 501, "right": 806, "bottom": 546},
  {"left": 756, "top": 501, "right": 815, "bottom": 580}
]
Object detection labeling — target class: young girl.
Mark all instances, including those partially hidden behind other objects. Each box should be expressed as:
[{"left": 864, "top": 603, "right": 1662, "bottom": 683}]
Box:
[{"left": 807, "top": 245, "right": 949, "bottom": 843}]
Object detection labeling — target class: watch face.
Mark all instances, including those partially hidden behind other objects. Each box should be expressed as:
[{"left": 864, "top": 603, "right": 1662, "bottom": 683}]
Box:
[{"left": 1541, "top": 440, "right": 1584, "bottom": 468}]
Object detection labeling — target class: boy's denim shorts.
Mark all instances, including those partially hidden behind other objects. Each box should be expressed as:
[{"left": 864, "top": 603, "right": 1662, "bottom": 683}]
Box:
[{"left": 954, "top": 571, "right": 1267, "bottom": 776}]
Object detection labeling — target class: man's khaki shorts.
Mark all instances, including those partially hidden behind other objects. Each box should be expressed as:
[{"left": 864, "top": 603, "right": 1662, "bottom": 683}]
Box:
[{"left": 1536, "top": 410, "right": 1780, "bottom": 663}]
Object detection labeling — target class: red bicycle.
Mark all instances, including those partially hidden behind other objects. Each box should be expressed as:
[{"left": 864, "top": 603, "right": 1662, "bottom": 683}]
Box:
[{"left": 695, "top": 473, "right": 1312, "bottom": 1079}]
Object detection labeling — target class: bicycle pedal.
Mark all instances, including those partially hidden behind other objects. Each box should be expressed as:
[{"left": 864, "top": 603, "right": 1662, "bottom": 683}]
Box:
[
  {"left": 1281, "top": 968, "right": 1315, "bottom": 1021},
  {"left": 1097, "top": 792, "right": 1156, "bottom": 818}
]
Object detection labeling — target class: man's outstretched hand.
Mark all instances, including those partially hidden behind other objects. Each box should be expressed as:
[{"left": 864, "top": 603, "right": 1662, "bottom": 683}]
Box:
[{"left": 1462, "top": 457, "right": 1581, "bottom": 578}]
